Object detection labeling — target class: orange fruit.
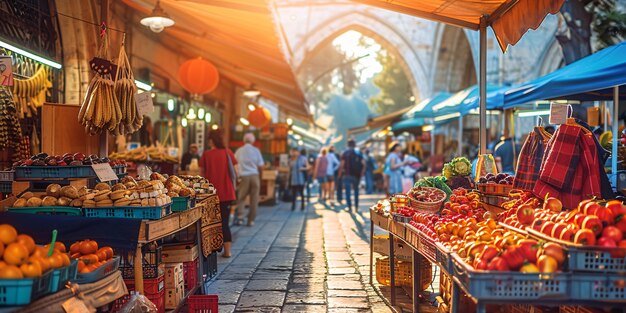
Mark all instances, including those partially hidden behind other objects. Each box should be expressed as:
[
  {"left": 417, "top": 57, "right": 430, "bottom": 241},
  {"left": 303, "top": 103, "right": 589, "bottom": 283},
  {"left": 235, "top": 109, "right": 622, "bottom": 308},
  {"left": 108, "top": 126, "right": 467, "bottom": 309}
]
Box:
[
  {"left": 0, "top": 241, "right": 4, "bottom": 258},
  {"left": 19, "top": 261, "right": 42, "bottom": 278},
  {"left": 77, "top": 260, "right": 86, "bottom": 272},
  {"left": 69, "top": 242, "right": 81, "bottom": 255},
  {"left": 0, "top": 224, "right": 18, "bottom": 245},
  {"left": 29, "top": 255, "right": 50, "bottom": 273},
  {"left": 0, "top": 265, "right": 23, "bottom": 279},
  {"left": 0, "top": 261, "right": 6, "bottom": 268},
  {"left": 16, "top": 234, "right": 35, "bottom": 255},
  {"left": 3, "top": 243, "right": 29, "bottom": 265},
  {"left": 47, "top": 253, "right": 64, "bottom": 269},
  {"left": 54, "top": 242, "right": 67, "bottom": 253},
  {"left": 59, "top": 253, "right": 70, "bottom": 267}
]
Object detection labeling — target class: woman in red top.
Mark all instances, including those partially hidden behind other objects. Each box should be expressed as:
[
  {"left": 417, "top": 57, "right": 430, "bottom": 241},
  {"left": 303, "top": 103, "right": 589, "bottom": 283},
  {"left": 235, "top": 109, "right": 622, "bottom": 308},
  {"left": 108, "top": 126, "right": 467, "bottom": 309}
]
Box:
[{"left": 199, "top": 130, "right": 238, "bottom": 257}]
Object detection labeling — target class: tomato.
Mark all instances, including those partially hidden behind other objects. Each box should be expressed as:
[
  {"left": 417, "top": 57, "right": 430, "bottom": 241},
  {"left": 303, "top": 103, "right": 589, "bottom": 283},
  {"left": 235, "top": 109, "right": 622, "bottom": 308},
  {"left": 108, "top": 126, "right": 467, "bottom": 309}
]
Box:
[
  {"left": 19, "top": 260, "right": 42, "bottom": 278},
  {"left": 0, "top": 242, "right": 3, "bottom": 259},
  {"left": 520, "top": 261, "right": 540, "bottom": 273},
  {"left": 3, "top": 243, "right": 29, "bottom": 265},
  {"left": 473, "top": 258, "right": 488, "bottom": 270},
  {"left": 595, "top": 207, "right": 615, "bottom": 227},
  {"left": 518, "top": 239, "right": 539, "bottom": 263},
  {"left": 598, "top": 237, "right": 617, "bottom": 247},
  {"left": 79, "top": 240, "right": 98, "bottom": 255},
  {"left": 69, "top": 242, "right": 81, "bottom": 255},
  {"left": 559, "top": 228, "right": 575, "bottom": 242},
  {"left": 602, "top": 226, "right": 623, "bottom": 242},
  {"left": 616, "top": 219, "right": 626, "bottom": 235},
  {"left": 501, "top": 246, "right": 525, "bottom": 270},
  {"left": 582, "top": 202, "right": 601, "bottom": 216},
  {"left": 582, "top": 216, "right": 603, "bottom": 236},
  {"left": 537, "top": 255, "right": 558, "bottom": 273},
  {"left": 575, "top": 229, "right": 597, "bottom": 246},
  {"left": 487, "top": 256, "right": 509, "bottom": 271},
  {"left": 539, "top": 242, "right": 565, "bottom": 266},
  {"left": 532, "top": 219, "right": 546, "bottom": 232},
  {"left": 540, "top": 222, "right": 556, "bottom": 236},
  {"left": 15, "top": 235, "right": 35, "bottom": 255},
  {"left": 479, "top": 245, "right": 499, "bottom": 262},
  {"left": 606, "top": 200, "right": 626, "bottom": 223}
]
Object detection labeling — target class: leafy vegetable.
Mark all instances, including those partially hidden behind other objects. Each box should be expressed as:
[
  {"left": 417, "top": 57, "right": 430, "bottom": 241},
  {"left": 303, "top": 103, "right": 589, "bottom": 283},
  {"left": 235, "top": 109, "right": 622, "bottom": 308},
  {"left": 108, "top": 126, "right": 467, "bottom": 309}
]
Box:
[{"left": 450, "top": 157, "right": 472, "bottom": 177}]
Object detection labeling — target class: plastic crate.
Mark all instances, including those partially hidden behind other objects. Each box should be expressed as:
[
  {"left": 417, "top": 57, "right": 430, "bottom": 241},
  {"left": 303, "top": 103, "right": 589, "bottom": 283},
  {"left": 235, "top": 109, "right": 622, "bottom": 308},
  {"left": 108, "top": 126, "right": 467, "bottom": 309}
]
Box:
[
  {"left": 83, "top": 204, "right": 171, "bottom": 220},
  {"left": 569, "top": 273, "right": 626, "bottom": 301},
  {"left": 435, "top": 242, "right": 452, "bottom": 274},
  {"left": 205, "top": 252, "right": 218, "bottom": 281},
  {"left": 8, "top": 206, "right": 83, "bottom": 216},
  {"left": 450, "top": 253, "right": 570, "bottom": 301},
  {"left": 74, "top": 256, "right": 120, "bottom": 284},
  {"left": 50, "top": 259, "right": 78, "bottom": 292},
  {"left": 119, "top": 245, "right": 162, "bottom": 279},
  {"left": 188, "top": 295, "right": 218, "bottom": 313},
  {"left": 566, "top": 246, "right": 626, "bottom": 273},
  {"left": 112, "top": 165, "right": 127, "bottom": 175},
  {"left": 0, "top": 170, "right": 14, "bottom": 181},
  {"left": 14, "top": 166, "right": 96, "bottom": 179},
  {"left": 0, "top": 181, "right": 11, "bottom": 193},
  {"left": 112, "top": 289, "right": 165, "bottom": 313},
  {"left": 417, "top": 230, "right": 437, "bottom": 264},
  {"left": 124, "top": 275, "right": 165, "bottom": 295},
  {"left": 183, "top": 258, "right": 199, "bottom": 290},
  {"left": 171, "top": 197, "right": 190, "bottom": 212},
  {"left": 0, "top": 270, "right": 52, "bottom": 306}
]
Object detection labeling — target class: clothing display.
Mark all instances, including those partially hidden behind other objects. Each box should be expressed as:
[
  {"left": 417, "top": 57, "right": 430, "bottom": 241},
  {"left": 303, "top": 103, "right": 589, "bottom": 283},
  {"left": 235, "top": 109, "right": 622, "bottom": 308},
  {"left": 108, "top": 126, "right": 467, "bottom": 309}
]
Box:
[{"left": 514, "top": 127, "right": 552, "bottom": 191}]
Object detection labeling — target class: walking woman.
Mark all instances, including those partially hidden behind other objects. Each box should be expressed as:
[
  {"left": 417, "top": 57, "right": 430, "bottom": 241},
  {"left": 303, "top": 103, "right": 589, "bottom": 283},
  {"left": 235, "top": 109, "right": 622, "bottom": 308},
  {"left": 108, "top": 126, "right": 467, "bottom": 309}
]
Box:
[
  {"left": 288, "top": 148, "right": 309, "bottom": 211},
  {"left": 386, "top": 142, "right": 406, "bottom": 195},
  {"left": 313, "top": 148, "right": 330, "bottom": 201},
  {"left": 199, "top": 130, "right": 238, "bottom": 258}
]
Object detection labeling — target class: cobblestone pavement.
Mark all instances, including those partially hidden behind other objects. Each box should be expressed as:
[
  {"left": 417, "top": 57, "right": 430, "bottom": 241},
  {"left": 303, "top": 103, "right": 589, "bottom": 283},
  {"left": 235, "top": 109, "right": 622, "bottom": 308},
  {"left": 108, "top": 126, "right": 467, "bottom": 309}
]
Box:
[{"left": 205, "top": 194, "right": 429, "bottom": 313}]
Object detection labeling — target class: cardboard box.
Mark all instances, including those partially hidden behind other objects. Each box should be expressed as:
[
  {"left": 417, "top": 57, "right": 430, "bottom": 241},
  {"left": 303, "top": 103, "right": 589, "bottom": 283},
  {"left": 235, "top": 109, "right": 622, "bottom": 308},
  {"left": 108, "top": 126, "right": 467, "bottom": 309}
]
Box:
[
  {"left": 161, "top": 244, "right": 198, "bottom": 263},
  {"left": 372, "top": 235, "right": 412, "bottom": 260},
  {"left": 165, "top": 282, "right": 184, "bottom": 309},
  {"left": 164, "top": 263, "right": 184, "bottom": 289}
]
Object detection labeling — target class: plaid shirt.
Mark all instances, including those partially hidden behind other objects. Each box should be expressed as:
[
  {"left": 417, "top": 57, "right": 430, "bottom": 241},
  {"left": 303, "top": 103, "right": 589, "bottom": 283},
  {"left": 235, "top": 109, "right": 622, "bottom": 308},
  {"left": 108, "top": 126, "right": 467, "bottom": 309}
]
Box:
[
  {"left": 533, "top": 124, "right": 602, "bottom": 209},
  {"left": 514, "top": 127, "right": 551, "bottom": 191}
]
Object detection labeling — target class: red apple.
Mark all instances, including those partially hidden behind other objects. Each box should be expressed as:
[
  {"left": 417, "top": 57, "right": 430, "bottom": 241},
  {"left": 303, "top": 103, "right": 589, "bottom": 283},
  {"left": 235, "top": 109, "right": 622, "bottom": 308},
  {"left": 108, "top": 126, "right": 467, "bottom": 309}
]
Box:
[
  {"left": 516, "top": 205, "right": 535, "bottom": 225},
  {"left": 543, "top": 197, "right": 563, "bottom": 212},
  {"left": 598, "top": 237, "right": 617, "bottom": 247},
  {"left": 602, "top": 226, "right": 623, "bottom": 242}
]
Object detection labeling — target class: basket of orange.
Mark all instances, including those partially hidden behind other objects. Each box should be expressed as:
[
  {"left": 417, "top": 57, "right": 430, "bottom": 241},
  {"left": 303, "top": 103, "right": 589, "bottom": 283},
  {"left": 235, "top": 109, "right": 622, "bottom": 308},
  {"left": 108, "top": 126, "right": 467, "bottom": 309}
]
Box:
[{"left": 70, "top": 240, "right": 118, "bottom": 284}]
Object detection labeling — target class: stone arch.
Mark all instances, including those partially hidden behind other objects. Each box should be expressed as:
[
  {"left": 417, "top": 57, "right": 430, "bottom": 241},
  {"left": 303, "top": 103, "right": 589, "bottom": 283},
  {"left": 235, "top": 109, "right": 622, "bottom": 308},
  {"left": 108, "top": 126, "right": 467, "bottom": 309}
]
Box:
[
  {"left": 537, "top": 40, "right": 565, "bottom": 77},
  {"left": 430, "top": 25, "right": 476, "bottom": 93},
  {"left": 291, "top": 11, "right": 428, "bottom": 100}
]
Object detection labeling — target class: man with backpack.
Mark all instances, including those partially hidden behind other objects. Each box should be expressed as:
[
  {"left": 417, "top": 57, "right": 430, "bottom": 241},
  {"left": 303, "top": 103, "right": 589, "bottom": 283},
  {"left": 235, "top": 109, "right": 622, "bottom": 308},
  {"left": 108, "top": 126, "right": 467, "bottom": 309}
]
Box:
[{"left": 338, "top": 139, "right": 365, "bottom": 212}]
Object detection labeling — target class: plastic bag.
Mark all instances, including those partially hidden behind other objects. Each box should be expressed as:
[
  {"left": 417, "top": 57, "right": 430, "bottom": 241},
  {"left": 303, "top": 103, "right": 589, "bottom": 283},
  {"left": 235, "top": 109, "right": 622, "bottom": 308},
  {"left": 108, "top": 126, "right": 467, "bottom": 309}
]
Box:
[
  {"left": 119, "top": 292, "right": 158, "bottom": 313},
  {"left": 474, "top": 154, "right": 498, "bottom": 182}
]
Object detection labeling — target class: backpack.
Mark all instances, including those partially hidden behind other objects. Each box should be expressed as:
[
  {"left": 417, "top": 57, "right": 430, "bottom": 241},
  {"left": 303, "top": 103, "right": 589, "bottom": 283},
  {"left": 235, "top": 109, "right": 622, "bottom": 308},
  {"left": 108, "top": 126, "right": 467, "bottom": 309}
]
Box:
[{"left": 344, "top": 150, "right": 364, "bottom": 177}]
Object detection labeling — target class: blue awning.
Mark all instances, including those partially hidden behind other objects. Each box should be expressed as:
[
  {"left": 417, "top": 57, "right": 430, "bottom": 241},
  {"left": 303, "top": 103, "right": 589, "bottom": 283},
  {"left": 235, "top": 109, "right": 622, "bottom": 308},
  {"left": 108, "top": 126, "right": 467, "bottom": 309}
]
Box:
[
  {"left": 431, "top": 84, "right": 505, "bottom": 116},
  {"left": 391, "top": 118, "right": 426, "bottom": 132},
  {"left": 504, "top": 41, "right": 626, "bottom": 108},
  {"left": 402, "top": 92, "right": 452, "bottom": 119}
]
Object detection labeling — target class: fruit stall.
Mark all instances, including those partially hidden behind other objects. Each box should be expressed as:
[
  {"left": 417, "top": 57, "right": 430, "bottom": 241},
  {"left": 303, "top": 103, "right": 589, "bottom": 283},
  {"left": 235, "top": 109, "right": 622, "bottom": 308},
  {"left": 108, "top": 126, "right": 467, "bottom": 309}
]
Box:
[
  {"left": 0, "top": 159, "right": 220, "bottom": 312},
  {"left": 369, "top": 156, "right": 626, "bottom": 313}
]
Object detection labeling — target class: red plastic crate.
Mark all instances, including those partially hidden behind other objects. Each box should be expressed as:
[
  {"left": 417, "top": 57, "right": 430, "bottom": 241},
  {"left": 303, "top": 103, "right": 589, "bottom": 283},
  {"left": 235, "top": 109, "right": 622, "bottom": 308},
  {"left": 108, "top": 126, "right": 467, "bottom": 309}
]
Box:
[
  {"left": 183, "top": 258, "right": 199, "bottom": 290},
  {"left": 112, "top": 276, "right": 165, "bottom": 313},
  {"left": 124, "top": 275, "right": 165, "bottom": 295},
  {"left": 112, "top": 290, "right": 165, "bottom": 313},
  {"left": 188, "top": 295, "right": 218, "bottom": 313}
]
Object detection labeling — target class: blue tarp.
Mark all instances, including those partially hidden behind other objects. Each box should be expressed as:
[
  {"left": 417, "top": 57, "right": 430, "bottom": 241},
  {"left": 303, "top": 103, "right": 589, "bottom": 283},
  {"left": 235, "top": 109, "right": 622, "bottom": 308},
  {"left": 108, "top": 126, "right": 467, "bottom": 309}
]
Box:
[
  {"left": 391, "top": 118, "right": 426, "bottom": 132},
  {"left": 431, "top": 84, "right": 505, "bottom": 116},
  {"left": 402, "top": 92, "right": 451, "bottom": 119},
  {"left": 504, "top": 41, "right": 626, "bottom": 108}
]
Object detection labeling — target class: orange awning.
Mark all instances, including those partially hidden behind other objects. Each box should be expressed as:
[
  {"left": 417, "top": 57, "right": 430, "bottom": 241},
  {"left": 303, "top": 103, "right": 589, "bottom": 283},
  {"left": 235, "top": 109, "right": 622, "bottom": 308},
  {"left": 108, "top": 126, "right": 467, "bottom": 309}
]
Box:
[
  {"left": 351, "top": 0, "right": 564, "bottom": 51},
  {"left": 122, "top": 0, "right": 309, "bottom": 119}
]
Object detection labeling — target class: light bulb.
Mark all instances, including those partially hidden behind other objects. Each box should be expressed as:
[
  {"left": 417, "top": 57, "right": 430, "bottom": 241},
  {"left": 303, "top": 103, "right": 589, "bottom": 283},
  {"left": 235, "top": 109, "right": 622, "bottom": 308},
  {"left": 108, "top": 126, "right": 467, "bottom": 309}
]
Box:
[
  {"left": 248, "top": 104, "right": 256, "bottom": 111},
  {"left": 240, "top": 117, "right": 250, "bottom": 126},
  {"left": 298, "top": 140, "right": 304, "bottom": 146},
  {"left": 187, "top": 108, "right": 196, "bottom": 119},
  {"left": 286, "top": 118, "right": 293, "bottom": 125},
  {"left": 198, "top": 108, "right": 205, "bottom": 119},
  {"left": 149, "top": 21, "right": 165, "bottom": 33},
  {"left": 181, "top": 118, "right": 188, "bottom": 127},
  {"left": 211, "top": 124, "right": 219, "bottom": 130},
  {"left": 205, "top": 113, "right": 212, "bottom": 123},
  {"left": 167, "top": 99, "right": 175, "bottom": 111}
]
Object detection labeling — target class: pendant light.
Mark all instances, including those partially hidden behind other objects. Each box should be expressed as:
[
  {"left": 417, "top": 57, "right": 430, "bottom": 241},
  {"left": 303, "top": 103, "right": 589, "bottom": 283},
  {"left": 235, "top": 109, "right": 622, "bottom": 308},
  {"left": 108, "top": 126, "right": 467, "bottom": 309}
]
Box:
[{"left": 140, "top": 0, "right": 175, "bottom": 33}]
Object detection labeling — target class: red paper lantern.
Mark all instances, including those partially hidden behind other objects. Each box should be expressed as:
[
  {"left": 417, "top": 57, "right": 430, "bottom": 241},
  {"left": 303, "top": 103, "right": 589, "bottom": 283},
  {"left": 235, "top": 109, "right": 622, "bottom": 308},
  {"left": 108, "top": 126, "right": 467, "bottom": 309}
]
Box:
[
  {"left": 178, "top": 57, "right": 219, "bottom": 95},
  {"left": 248, "top": 106, "right": 272, "bottom": 128}
]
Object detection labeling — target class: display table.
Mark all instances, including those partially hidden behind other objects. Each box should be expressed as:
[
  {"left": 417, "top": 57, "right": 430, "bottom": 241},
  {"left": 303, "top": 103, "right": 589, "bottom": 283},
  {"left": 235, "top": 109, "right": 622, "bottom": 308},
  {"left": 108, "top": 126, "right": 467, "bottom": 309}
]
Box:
[{"left": 0, "top": 271, "right": 127, "bottom": 313}]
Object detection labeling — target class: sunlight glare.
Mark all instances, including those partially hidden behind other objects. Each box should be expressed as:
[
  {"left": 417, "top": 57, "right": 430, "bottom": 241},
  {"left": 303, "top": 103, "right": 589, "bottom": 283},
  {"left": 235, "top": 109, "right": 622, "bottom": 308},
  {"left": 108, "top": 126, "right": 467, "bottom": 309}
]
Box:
[{"left": 332, "top": 30, "right": 382, "bottom": 81}]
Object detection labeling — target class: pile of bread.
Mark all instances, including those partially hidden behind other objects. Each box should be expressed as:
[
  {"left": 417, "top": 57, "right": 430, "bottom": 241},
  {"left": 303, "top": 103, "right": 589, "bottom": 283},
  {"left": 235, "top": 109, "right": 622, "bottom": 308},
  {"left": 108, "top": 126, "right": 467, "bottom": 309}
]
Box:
[
  {"left": 81, "top": 180, "right": 172, "bottom": 208},
  {"left": 11, "top": 184, "right": 84, "bottom": 208},
  {"left": 149, "top": 172, "right": 197, "bottom": 197},
  {"left": 178, "top": 175, "right": 215, "bottom": 195}
]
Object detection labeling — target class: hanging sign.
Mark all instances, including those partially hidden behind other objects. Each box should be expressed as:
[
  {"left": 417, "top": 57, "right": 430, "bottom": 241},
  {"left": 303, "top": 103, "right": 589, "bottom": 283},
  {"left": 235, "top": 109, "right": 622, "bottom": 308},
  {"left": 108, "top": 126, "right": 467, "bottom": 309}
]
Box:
[
  {"left": 549, "top": 103, "right": 568, "bottom": 125},
  {"left": 91, "top": 163, "right": 118, "bottom": 182},
  {"left": 0, "top": 56, "right": 13, "bottom": 86},
  {"left": 136, "top": 91, "right": 154, "bottom": 116}
]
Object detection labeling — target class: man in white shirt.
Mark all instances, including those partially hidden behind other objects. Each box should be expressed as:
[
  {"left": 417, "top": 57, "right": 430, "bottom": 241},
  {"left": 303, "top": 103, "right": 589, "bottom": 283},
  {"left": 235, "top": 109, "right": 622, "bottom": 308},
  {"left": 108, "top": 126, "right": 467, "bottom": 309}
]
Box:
[{"left": 234, "top": 133, "right": 265, "bottom": 226}]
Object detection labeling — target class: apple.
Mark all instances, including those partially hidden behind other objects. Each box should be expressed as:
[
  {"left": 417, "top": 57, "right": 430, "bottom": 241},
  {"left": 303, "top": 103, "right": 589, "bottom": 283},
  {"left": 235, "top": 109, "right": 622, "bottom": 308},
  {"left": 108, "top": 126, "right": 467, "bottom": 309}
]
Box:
[
  {"left": 533, "top": 219, "right": 546, "bottom": 232},
  {"left": 598, "top": 237, "right": 617, "bottom": 247},
  {"left": 602, "top": 226, "right": 623, "bottom": 242},
  {"left": 543, "top": 197, "right": 563, "bottom": 212},
  {"left": 516, "top": 205, "right": 535, "bottom": 225}
]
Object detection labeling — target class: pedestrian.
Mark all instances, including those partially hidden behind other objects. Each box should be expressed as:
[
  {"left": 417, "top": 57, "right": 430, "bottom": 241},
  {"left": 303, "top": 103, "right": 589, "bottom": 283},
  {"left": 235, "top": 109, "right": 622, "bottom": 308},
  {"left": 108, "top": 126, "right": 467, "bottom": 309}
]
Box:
[
  {"left": 493, "top": 132, "right": 519, "bottom": 175},
  {"left": 288, "top": 148, "right": 309, "bottom": 211},
  {"left": 199, "top": 129, "right": 238, "bottom": 258},
  {"left": 328, "top": 146, "right": 342, "bottom": 205},
  {"left": 301, "top": 149, "right": 312, "bottom": 204},
  {"left": 364, "top": 149, "right": 377, "bottom": 194},
  {"left": 180, "top": 143, "right": 200, "bottom": 172},
  {"left": 386, "top": 142, "right": 406, "bottom": 195},
  {"left": 338, "top": 139, "right": 365, "bottom": 211},
  {"left": 313, "top": 148, "right": 330, "bottom": 201},
  {"left": 234, "top": 133, "right": 264, "bottom": 226}
]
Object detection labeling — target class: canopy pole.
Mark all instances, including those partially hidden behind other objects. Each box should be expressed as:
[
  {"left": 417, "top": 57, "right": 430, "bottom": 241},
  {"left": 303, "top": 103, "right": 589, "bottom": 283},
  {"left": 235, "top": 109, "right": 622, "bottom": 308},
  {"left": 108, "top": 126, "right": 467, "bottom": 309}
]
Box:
[
  {"left": 479, "top": 16, "right": 488, "bottom": 155},
  {"left": 431, "top": 126, "right": 435, "bottom": 173},
  {"left": 613, "top": 86, "right": 619, "bottom": 187},
  {"left": 458, "top": 116, "right": 463, "bottom": 156}
]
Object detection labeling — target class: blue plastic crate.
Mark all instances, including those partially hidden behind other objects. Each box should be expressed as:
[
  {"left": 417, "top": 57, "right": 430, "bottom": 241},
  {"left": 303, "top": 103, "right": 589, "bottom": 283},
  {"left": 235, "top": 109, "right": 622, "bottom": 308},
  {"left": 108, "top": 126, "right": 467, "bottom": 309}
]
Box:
[
  {"left": 0, "top": 269, "right": 52, "bottom": 306},
  {"left": 570, "top": 273, "right": 626, "bottom": 301},
  {"left": 0, "top": 170, "right": 14, "bottom": 182},
  {"left": 0, "top": 181, "right": 11, "bottom": 193},
  {"left": 566, "top": 246, "right": 626, "bottom": 273},
  {"left": 14, "top": 166, "right": 96, "bottom": 179},
  {"left": 171, "top": 197, "right": 190, "bottom": 212},
  {"left": 450, "top": 253, "right": 570, "bottom": 301},
  {"left": 74, "top": 256, "right": 120, "bottom": 284},
  {"left": 50, "top": 259, "right": 78, "bottom": 293},
  {"left": 435, "top": 242, "right": 452, "bottom": 274},
  {"left": 8, "top": 206, "right": 83, "bottom": 216},
  {"left": 83, "top": 204, "right": 171, "bottom": 220}
]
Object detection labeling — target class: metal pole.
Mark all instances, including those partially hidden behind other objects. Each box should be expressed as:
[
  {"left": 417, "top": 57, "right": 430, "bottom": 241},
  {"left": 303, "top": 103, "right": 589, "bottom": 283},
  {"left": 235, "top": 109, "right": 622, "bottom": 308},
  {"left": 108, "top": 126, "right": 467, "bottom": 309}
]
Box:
[
  {"left": 603, "top": 101, "right": 608, "bottom": 133},
  {"left": 613, "top": 86, "right": 619, "bottom": 187},
  {"left": 369, "top": 220, "right": 374, "bottom": 285},
  {"left": 430, "top": 125, "right": 435, "bottom": 173},
  {"left": 457, "top": 116, "right": 463, "bottom": 156},
  {"left": 412, "top": 250, "right": 422, "bottom": 313},
  {"left": 389, "top": 233, "right": 396, "bottom": 306},
  {"left": 479, "top": 16, "right": 488, "bottom": 155}
]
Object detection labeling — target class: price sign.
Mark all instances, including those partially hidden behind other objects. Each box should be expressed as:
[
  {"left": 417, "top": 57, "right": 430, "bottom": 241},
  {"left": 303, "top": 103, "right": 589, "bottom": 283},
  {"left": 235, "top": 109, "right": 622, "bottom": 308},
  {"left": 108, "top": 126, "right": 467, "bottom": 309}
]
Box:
[
  {"left": 549, "top": 102, "right": 568, "bottom": 125},
  {"left": 91, "top": 163, "right": 118, "bottom": 182},
  {"left": 135, "top": 91, "right": 154, "bottom": 116}
]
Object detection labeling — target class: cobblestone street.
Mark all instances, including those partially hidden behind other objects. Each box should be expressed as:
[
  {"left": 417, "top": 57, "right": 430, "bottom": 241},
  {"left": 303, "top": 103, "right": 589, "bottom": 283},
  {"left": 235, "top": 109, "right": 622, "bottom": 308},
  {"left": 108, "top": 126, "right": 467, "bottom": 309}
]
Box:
[{"left": 205, "top": 194, "right": 397, "bottom": 313}]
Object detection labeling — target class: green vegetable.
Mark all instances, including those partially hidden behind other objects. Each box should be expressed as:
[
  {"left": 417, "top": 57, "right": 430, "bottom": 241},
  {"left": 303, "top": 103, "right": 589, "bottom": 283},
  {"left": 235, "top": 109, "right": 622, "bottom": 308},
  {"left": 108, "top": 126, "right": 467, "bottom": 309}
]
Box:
[
  {"left": 442, "top": 163, "right": 454, "bottom": 179},
  {"left": 448, "top": 157, "right": 472, "bottom": 177}
]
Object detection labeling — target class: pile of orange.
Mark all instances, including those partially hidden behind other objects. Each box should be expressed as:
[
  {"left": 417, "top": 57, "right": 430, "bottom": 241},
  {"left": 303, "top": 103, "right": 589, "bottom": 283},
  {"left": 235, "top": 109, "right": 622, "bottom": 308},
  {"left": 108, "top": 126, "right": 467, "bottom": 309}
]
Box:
[
  {"left": 0, "top": 224, "right": 70, "bottom": 279},
  {"left": 69, "top": 240, "right": 114, "bottom": 273}
]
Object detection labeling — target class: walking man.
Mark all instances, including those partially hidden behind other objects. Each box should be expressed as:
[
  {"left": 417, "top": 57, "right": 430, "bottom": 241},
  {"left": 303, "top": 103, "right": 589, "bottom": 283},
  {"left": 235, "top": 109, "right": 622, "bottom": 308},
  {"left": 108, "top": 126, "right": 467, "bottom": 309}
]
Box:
[
  {"left": 234, "top": 133, "right": 265, "bottom": 226},
  {"left": 339, "top": 139, "right": 365, "bottom": 212},
  {"left": 364, "top": 149, "right": 376, "bottom": 194}
]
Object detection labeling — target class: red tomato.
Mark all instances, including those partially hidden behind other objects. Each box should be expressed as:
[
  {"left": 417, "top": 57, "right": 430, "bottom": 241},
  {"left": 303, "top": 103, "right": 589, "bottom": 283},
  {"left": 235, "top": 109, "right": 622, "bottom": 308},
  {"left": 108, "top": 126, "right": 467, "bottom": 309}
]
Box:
[
  {"left": 539, "top": 242, "right": 565, "bottom": 266},
  {"left": 487, "top": 256, "right": 509, "bottom": 271},
  {"left": 518, "top": 239, "right": 539, "bottom": 264},
  {"left": 595, "top": 207, "right": 615, "bottom": 227},
  {"left": 602, "top": 226, "right": 623, "bottom": 242},
  {"left": 575, "top": 229, "right": 597, "bottom": 246},
  {"left": 582, "top": 216, "right": 603, "bottom": 237},
  {"left": 479, "top": 245, "right": 499, "bottom": 263},
  {"left": 501, "top": 246, "right": 525, "bottom": 270},
  {"left": 598, "top": 237, "right": 617, "bottom": 247}
]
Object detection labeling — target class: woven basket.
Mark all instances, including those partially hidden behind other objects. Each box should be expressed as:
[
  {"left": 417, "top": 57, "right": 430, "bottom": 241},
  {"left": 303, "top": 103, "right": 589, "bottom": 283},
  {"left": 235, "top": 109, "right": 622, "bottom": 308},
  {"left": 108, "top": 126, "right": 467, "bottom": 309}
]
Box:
[
  {"left": 375, "top": 256, "right": 432, "bottom": 289},
  {"left": 407, "top": 187, "right": 445, "bottom": 213}
]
